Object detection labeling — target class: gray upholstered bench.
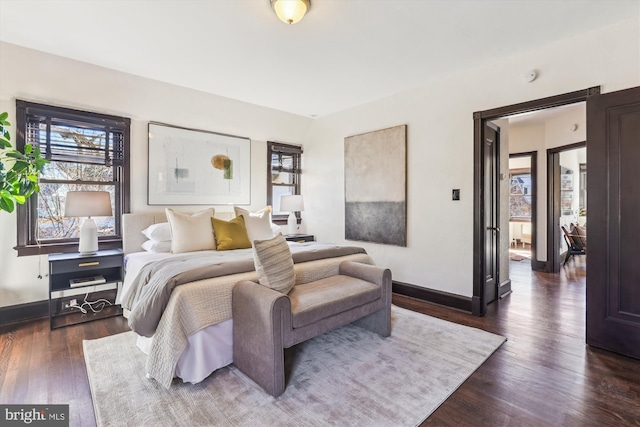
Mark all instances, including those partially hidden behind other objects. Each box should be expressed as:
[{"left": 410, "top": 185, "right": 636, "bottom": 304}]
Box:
[{"left": 232, "top": 261, "right": 392, "bottom": 397}]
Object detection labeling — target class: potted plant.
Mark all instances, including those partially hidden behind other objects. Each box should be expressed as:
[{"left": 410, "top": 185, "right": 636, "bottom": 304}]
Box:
[{"left": 0, "top": 111, "right": 48, "bottom": 213}]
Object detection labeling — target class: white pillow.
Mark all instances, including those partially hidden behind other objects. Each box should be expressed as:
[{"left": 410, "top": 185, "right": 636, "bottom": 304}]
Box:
[
  {"left": 271, "top": 222, "right": 281, "bottom": 235},
  {"left": 165, "top": 208, "right": 216, "bottom": 253},
  {"left": 234, "top": 206, "right": 275, "bottom": 243},
  {"left": 141, "top": 222, "right": 172, "bottom": 242},
  {"left": 141, "top": 239, "right": 172, "bottom": 253}
]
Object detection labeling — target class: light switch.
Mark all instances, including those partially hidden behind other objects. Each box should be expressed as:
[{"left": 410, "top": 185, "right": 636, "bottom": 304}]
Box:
[{"left": 452, "top": 189, "right": 460, "bottom": 201}]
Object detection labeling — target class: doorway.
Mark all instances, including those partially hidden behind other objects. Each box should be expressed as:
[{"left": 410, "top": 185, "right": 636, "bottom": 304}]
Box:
[
  {"left": 507, "top": 153, "right": 535, "bottom": 264},
  {"left": 474, "top": 85, "right": 640, "bottom": 360},
  {"left": 546, "top": 142, "right": 586, "bottom": 273},
  {"left": 472, "top": 87, "right": 598, "bottom": 316}
]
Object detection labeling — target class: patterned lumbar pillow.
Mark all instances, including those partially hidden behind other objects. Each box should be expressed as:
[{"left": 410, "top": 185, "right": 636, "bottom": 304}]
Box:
[
  {"left": 252, "top": 233, "right": 295, "bottom": 294},
  {"left": 211, "top": 215, "right": 252, "bottom": 251}
]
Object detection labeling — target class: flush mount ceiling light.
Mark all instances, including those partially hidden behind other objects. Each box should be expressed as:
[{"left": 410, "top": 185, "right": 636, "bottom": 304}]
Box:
[{"left": 271, "top": 0, "right": 310, "bottom": 25}]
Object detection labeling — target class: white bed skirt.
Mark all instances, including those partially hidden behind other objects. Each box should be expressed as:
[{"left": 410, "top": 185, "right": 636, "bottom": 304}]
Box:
[{"left": 136, "top": 319, "right": 234, "bottom": 384}]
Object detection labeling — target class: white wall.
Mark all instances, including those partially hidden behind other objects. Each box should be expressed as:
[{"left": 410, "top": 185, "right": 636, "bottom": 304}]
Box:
[
  {"left": 1, "top": 16, "right": 638, "bottom": 306},
  {"left": 0, "top": 42, "right": 313, "bottom": 307},
  {"left": 494, "top": 119, "right": 510, "bottom": 285},
  {"left": 303, "top": 17, "right": 639, "bottom": 297}
]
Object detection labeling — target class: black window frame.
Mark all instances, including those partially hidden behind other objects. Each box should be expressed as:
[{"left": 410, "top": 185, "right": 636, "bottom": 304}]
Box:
[
  {"left": 14, "top": 100, "right": 130, "bottom": 256},
  {"left": 267, "top": 141, "right": 303, "bottom": 224}
]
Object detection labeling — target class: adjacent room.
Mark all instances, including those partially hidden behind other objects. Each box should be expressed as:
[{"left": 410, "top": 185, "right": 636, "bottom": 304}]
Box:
[{"left": 1, "top": 1, "right": 639, "bottom": 426}]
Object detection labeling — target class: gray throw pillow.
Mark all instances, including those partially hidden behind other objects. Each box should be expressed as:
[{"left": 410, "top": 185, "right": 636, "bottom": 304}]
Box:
[{"left": 252, "top": 233, "right": 295, "bottom": 294}]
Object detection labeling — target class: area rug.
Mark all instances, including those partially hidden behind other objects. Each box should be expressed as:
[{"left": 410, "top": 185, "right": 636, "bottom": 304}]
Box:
[{"left": 83, "top": 306, "right": 505, "bottom": 427}]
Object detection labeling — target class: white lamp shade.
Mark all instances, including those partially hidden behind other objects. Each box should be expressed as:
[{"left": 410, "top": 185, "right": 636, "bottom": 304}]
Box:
[
  {"left": 64, "top": 191, "right": 113, "bottom": 218},
  {"left": 271, "top": 0, "right": 310, "bottom": 24},
  {"left": 280, "top": 194, "right": 304, "bottom": 213},
  {"left": 64, "top": 191, "right": 112, "bottom": 255}
]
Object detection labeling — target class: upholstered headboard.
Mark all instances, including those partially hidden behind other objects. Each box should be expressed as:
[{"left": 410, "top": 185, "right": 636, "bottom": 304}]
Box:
[{"left": 122, "top": 211, "right": 234, "bottom": 255}]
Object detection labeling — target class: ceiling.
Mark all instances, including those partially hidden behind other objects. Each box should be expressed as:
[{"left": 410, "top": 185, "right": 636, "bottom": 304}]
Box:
[
  {"left": 508, "top": 102, "right": 586, "bottom": 126},
  {"left": 0, "top": 1, "right": 637, "bottom": 118}
]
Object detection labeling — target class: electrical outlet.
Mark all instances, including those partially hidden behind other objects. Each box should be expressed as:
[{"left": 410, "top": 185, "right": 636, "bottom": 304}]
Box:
[{"left": 64, "top": 299, "right": 78, "bottom": 309}]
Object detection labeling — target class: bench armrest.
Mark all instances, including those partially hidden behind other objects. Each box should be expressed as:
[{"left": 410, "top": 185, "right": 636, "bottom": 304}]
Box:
[
  {"left": 232, "top": 280, "right": 291, "bottom": 335},
  {"left": 232, "top": 280, "right": 291, "bottom": 396},
  {"left": 339, "top": 261, "right": 391, "bottom": 288}
]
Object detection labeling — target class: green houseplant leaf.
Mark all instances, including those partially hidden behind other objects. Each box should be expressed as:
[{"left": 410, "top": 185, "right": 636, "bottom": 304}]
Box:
[{"left": 0, "top": 112, "right": 48, "bottom": 213}]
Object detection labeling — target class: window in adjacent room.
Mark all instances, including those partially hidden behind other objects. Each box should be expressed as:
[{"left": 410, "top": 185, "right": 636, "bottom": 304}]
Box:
[
  {"left": 509, "top": 168, "right": 532, "bottom": 221},
  {"left": 15, "top": 100, "right": 130, "bottom": 256},
  {"left": 267, "top": 141, "right": 302, "bottom": 224}
]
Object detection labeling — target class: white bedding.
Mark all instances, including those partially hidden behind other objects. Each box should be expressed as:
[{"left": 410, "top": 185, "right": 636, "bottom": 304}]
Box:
[
  {"left": 120, "top": 242, "right": 362, "bottom": 385},
  {"left": 136, "top": 319, "right": 233, "bottom": 384},
  {"left": 121, "top": 248, "right": 252, "bottom": 384}
]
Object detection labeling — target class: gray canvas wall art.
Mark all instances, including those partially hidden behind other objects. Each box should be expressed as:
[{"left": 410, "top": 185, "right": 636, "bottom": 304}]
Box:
[{"left": 344, "top": 125, "right": 407, "bottom": 246}]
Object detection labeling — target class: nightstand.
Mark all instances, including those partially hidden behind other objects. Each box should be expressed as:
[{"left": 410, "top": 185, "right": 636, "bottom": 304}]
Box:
[
  {"left": 48, "top": 249, "right": 123, "bottom": 329},
  {"left": 284, "top": 234, "right": 315, "bottom": 243}
]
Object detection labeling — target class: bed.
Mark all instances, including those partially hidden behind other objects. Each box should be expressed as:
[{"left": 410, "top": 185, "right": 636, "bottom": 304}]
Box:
[{"left": 118, "top": 210, "right": 374, "bottom": 388}]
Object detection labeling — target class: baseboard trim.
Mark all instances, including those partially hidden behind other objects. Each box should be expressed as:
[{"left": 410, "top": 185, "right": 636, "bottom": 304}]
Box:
[
  {"left": 531, "top": 260, "right": 547, "bottom": 272},
  {"left": 392, "top": 281, "right": 472, "bottom": 313},
  {"left": 0, "top": 300, "right": 48, "bottom": 326},
  {"left": 472, "top": 296, "right": 482, "bottom": 316}
]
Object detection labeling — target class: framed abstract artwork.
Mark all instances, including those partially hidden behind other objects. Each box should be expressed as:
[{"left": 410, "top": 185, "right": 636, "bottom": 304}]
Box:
[
  {"left": 344, "top": 124, "right": 407, "bottom": 247},
  {"left": 148, "top": 123, "right": 251, "bottom": 205}
]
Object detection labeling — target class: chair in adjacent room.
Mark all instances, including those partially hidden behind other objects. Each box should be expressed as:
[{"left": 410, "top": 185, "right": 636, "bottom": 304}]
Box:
[{"left": 561, "top": 224, "right": 587, "bottom": 265}]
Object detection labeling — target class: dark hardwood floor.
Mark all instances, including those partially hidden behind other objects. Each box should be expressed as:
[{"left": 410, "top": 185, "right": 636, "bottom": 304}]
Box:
[
  {"left": 1, "top": 254, "right": 638, "bottom": 426},
  {"left": 398, "top": 255, "right": 640, "bottom": 427}
]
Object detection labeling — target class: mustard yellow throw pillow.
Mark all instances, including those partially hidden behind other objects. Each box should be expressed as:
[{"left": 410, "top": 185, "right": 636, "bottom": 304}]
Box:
[{"left": 211, "top": 216, "right": 252, "bottom": 251}]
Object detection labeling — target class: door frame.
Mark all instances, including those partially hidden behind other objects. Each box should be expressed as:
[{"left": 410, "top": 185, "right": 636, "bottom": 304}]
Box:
[
  {"left": 472, "top": 86, "right": 600, "bottom": 316},
  {"left": 546, "top": 141, "right": 587, "bottom": 273}
]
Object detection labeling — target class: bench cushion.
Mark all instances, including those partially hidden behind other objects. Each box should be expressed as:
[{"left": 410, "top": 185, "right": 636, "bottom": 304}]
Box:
[{"left": 289, "top": 275, "right": 380, "bottom": 328}]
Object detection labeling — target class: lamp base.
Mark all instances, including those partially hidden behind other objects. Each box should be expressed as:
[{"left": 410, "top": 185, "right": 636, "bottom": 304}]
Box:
[
  {"left": 287, "top": 212, "right": 297, "bottom": 235},
  {"left": 78, "top": 217, "right": 99, "bottom": 255}
]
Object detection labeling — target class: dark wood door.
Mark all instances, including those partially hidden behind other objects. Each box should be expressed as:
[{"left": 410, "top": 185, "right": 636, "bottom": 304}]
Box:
[
  {"left": 586, "top": 86, "right": 640, "bottom": 359},
  {"left": 483, "top": 122, "right": 500, "bottom": 306}
]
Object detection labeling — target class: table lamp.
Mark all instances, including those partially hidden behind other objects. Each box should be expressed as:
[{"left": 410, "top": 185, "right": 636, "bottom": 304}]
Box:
[
  {"left": 64, "top": 191, "right": 113, "bottom": 255},
  {"left": 280, "top": 194, "right": 304, "bottom": 235}
]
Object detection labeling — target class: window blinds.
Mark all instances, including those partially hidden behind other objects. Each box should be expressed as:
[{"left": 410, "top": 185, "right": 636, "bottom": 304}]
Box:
[
  {"left": 269, "top": 142, "right": 302, "bottom": 174},
  {"left": 23, "top": 103, "right": 126, "bottom": 166}
]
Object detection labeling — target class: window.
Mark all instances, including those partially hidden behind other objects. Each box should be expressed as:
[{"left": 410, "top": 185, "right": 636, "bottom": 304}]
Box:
[
  {"left": 509, "top": 168, "right": 532, "bottom": 221},
  {"left": 267, "top": 142, "right": 302, "bottom": 223},
  {"left": 15, "top": 100, "right": 130, "bottom": 256}
]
